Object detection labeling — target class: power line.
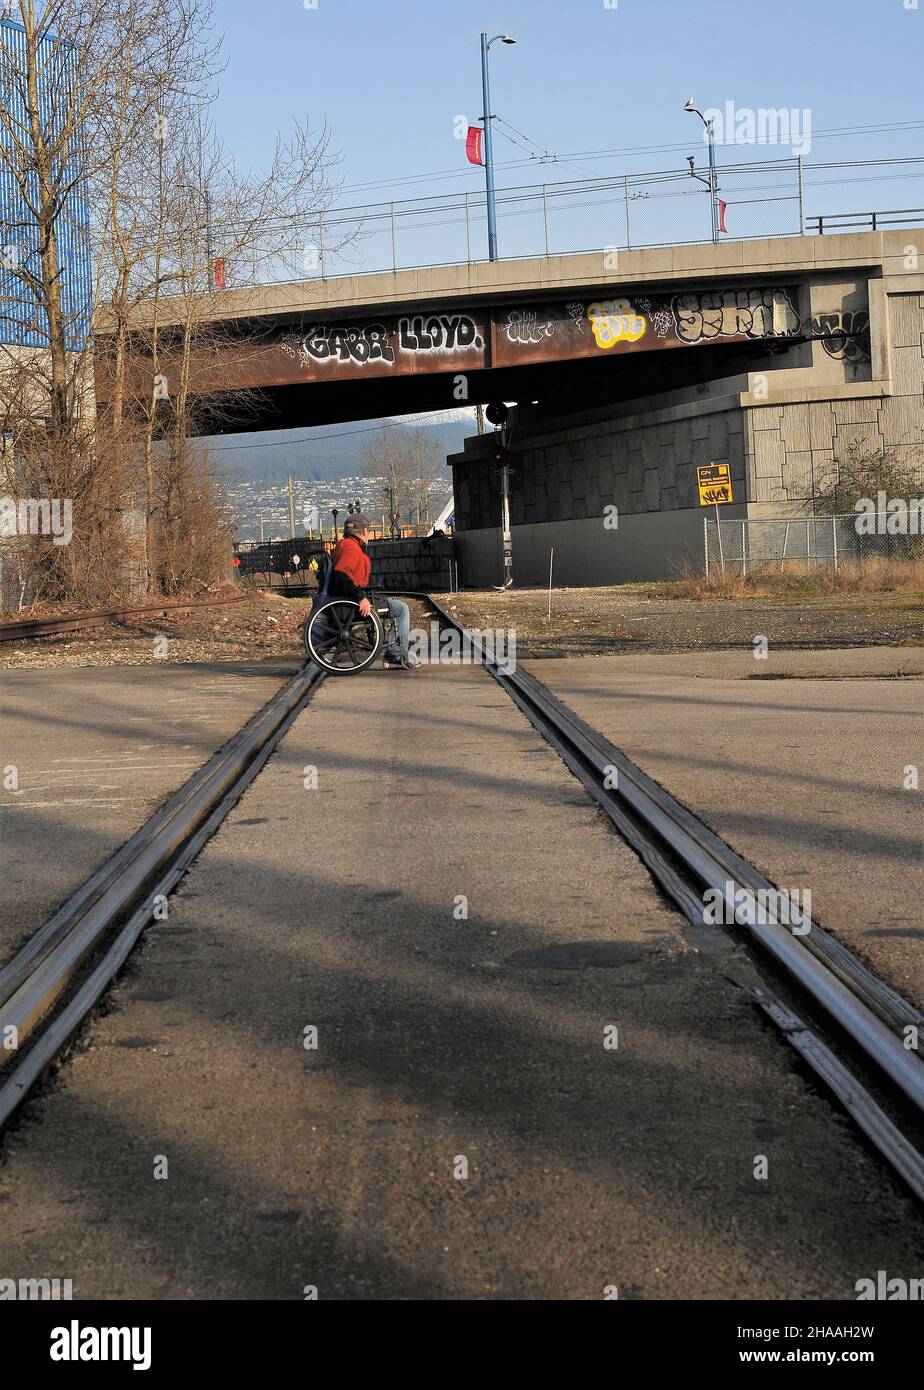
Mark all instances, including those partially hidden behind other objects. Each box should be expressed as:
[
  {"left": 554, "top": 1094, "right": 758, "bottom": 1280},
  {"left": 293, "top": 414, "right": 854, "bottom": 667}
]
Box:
[
  {"left": 202, "top": 409, "right": 477, "bottom": 451},
  {"left": 331, "top": 119, "right": 924, "bottom": 199}
]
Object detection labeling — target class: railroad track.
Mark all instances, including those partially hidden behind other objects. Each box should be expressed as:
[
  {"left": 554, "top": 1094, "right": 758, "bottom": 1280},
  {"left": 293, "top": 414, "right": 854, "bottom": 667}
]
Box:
[
  {"left": 0, "top": 592, "right": 251, "bottom": 643},
  {"left": 2, "top": 596, "right": 922, "bottom": 1206},
  {"left": 426, "top": 595, "right": 924, "bottom": 1203},
  {"left": 0, "top": 661, "right": 324, "bottom": 1128}
]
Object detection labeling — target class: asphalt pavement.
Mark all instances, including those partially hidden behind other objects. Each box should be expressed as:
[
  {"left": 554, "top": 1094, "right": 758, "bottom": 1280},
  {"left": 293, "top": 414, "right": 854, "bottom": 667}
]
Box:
[
  {"left": 0, "top": 659, "right": 301, "bottom": 960},
  {"left": 525, "top": 649, "right": 923, "bottom": 1012}
]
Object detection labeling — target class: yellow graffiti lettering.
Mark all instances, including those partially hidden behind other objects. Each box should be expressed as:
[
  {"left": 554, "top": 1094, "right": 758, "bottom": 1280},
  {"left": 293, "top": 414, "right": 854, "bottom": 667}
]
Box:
[{"left": 587, "top": 299, "right": 646, "bottom": 348}]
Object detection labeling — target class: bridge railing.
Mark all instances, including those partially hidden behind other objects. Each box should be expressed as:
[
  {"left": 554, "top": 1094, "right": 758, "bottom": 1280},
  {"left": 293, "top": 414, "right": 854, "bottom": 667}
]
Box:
[
  {"left": 808, "top": 208, "right": 924, "bottom": 234},
  {"left": 227, "top": 154, "right": 924, "bottom": 287}
]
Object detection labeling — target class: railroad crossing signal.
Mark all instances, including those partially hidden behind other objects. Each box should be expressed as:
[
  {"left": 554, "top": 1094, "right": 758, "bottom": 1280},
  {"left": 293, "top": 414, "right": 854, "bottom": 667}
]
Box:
[{"left": 697, "top": 462, "right": 733, "bottom": 506}]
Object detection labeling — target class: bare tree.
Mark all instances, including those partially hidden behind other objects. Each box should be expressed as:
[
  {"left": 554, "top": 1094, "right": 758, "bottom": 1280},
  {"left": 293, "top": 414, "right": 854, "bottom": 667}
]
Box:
[
  {"left": 364, "top": 428, "right": 449, "bottom": 534},
  {"left": 810, "top": 444, "right": 924, "bottom": 514},
  {"left": 0, "top": 0, "right": 345, "bottom": 605}
]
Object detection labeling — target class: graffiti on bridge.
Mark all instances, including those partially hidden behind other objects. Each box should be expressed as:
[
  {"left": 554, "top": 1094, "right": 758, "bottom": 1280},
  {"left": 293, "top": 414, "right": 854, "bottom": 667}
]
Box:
[
  {"left": 809, "top": 310, "right": 871, "bottom": 363},
  {"left": 587, "top": 298, "right": 646, "bottom": 348},
  {"left": 274, "top": 283, "right": 826, "bottom": 382},
  {"left": 283, "top": 324, "right": 395, "bottom": 367},
  {"left": 672, "top": 288, "right": 800, "bottom": 344},
  {"left": 281, "top": 314, "right": 482, "bottom": 368},
  {"left": 505, "top": 309, "right": 555, "bottom": 345},
  {"left": 399, "top": 314, "right": 481, "bottom": 352}
]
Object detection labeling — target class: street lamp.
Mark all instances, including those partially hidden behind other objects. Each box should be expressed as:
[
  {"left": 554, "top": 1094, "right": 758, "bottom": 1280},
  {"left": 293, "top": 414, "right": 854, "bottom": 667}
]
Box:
[
  {"left": 480, "top": 32, "right": 517, "bottom": 262},
  {"left": 684, "top": 98, "right": 718, "bottom": 243}
]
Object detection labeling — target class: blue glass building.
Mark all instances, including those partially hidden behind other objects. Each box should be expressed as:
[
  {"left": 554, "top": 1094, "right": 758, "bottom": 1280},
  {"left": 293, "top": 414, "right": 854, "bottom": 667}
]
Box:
[{"left": 0, "top": 15, "right": 92, "bottom": 352}]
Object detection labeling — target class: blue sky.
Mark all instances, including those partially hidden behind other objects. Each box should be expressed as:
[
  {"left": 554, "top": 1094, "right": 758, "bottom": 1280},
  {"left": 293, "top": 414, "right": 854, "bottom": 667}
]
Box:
[{"left": 210, "top": 0, "right": 923, "bottom": 266}]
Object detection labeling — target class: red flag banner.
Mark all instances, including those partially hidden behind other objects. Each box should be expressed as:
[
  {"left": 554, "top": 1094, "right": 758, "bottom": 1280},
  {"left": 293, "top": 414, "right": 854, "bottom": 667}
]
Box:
[
  {"left": 465, "top": 126, "right": 483, "bottom": 166},
  {"left": 717, "top": 200, "right": 728, "bottom": 234},
  {"left": 213, "top": 257, "right": 226, "bottom": 289}
]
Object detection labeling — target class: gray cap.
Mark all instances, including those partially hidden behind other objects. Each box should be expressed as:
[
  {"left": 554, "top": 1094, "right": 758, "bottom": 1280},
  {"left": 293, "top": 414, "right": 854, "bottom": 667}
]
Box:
[{"left": 343, "top": 512, "right": 371, "bottom": 531}]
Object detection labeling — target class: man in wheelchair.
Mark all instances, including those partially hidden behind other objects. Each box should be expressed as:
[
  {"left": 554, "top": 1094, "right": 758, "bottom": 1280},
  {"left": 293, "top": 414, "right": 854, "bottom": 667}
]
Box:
[{"left": 327, "top": 513, "right": 420, "bottom": 670}]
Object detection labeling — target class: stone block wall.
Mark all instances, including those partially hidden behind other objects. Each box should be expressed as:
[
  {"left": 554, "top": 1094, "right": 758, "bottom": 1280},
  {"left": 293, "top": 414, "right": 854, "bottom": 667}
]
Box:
[
  {"left": 452, "top": 397, "right": 749, "bottom": 531},
  {"left": 745, "top": 290, "right": 924, "bottom": 506},
  {"left": 367, "top": 535, "right": 455, "bottom": 591}
]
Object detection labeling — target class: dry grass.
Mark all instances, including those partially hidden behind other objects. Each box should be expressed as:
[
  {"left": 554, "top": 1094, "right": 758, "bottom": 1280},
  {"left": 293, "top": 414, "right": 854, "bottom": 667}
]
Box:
[{"left": 663, "top": 556, "right": 924, "bottom": 601}]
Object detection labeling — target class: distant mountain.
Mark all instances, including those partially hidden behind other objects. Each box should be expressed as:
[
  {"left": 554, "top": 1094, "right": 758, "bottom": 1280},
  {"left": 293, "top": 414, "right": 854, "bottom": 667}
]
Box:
[{"left": 199, "top": 412, "right": 476, "bottom": 488}]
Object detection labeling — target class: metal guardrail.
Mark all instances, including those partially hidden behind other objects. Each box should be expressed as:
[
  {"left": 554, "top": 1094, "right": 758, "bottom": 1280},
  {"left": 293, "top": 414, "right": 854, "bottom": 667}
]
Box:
[{"left": 809, "top": 208, "right": 924, "bottom": 234}]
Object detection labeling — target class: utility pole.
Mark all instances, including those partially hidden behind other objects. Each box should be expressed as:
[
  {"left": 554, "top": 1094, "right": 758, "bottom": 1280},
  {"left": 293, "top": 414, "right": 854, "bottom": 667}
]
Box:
[
  {"left": 684, "top": 99, "right": 719, "bottom": 243},
  {"left": 480, "top": 32, "right": 517, "bottom": 261}
]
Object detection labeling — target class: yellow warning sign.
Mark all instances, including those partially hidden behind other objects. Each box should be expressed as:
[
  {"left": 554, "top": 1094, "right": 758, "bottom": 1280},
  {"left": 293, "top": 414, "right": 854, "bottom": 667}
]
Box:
[{"left": 697, "top": 463, "right": 733, "bottom": 506}]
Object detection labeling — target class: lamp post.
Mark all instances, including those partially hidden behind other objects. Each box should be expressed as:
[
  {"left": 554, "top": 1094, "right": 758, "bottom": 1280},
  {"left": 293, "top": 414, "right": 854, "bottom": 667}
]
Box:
[
  {"left": 480, "top": 32, "right": 517, "bottom": 262},
  {"left": 684, "top": 99, "right": 718, "bottom": 243}
]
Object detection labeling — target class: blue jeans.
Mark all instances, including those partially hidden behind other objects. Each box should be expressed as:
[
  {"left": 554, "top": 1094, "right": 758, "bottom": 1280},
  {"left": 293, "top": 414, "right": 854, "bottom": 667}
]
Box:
[{"left": 384, "top": 597, "right": 410, "bottom": 657}]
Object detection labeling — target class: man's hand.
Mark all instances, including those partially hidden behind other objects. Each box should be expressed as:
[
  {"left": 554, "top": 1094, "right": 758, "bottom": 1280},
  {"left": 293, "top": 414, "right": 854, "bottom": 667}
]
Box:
[{"left": 358, "top": 597, "right": 372, "bottom": 617}]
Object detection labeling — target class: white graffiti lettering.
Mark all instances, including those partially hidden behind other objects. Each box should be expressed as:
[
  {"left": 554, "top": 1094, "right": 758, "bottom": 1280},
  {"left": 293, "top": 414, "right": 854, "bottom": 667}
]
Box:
[
  {"left": 399, "top": 314, "right": 480, "bottom": 352},
  {"left": 505, "top": 310, "right": 554, "bottom": 345},
  {"left": 302, "top": 323, "right": 395, "bottom": 365},
  {"left": 672, "top": 288, "right": 799, "bottom": 344}
]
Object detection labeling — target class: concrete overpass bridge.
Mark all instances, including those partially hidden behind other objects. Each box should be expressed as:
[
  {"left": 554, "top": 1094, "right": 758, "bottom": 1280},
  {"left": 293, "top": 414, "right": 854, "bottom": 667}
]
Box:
[{"left": 98, "top": 228, "right": 923, "bottom": 583}]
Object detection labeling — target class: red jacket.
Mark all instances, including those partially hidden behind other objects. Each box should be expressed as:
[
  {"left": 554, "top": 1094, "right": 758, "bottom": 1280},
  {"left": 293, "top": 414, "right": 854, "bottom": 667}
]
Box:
[{"left": 329, "top": 533, "right": 371, "bottom": 601}]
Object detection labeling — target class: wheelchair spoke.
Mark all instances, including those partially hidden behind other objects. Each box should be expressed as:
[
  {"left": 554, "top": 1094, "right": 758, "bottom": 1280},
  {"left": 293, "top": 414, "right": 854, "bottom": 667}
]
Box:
[{"left": 307, "top": 601, "right": 382, "bottom": 671}]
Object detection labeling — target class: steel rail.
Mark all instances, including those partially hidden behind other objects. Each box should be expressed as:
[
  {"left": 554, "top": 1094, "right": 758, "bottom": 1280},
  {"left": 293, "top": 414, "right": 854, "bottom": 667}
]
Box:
[
  {"left": 0, "top": 593, "right": 251, "bottom": 643},
  {"left": 425, "top": 596, "right": 924, "bottom": 1200},
  {"left": 0, "top": 662, "right": 325, "bottom": 1126}
]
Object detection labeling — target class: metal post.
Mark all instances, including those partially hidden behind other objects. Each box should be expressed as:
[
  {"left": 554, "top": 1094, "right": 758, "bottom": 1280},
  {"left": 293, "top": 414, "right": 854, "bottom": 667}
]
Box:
[
  {"left": 500, "top": 461, "right": 512, "bottom": 584},
  {"left": 318, "top": 215, "right": 325, "bottom": 277},
  {"left": 288, "top": 476, "right": 296, "bottom": 539},
  {"left": 481, "top": 32, "right": 499, "bottom": 261},
  {"left": 465, "top": 192, "right": 471, "bottom": 264},
  {"left": 542, "top": 183, "right": 549, "bottom": 256},
  {"left": 624, "top": 174, "right": 631, "bottom": 248},
  {"left": 715, "top": 503, "right": 726, "bottom": 573},
  {"left": 832, "top": 515, "right": 838, "bottom": 571},
  {"left": 797, "top": 156, "right": 805, "bottom": 236},
  {"left": 390, "top": 202, "right": 397, "bottom": 272},
  {"left": 780, "top": 520, "right": 790, "bottom": 573},
  {"left": 741, "top": 518, "right": 747, "bottom": 576},
  {"left": 707, "top": 117, "right": 718, "bottom": 243},
  {"left": 703, "top": 513, "right": 710, "bottom": 576}
]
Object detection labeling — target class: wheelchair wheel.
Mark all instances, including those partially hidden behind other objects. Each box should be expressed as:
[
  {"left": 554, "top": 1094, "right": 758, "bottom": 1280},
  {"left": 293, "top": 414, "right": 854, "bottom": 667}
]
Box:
[{"left": 304, "top": 599, "right": 384, "bottom": 674}]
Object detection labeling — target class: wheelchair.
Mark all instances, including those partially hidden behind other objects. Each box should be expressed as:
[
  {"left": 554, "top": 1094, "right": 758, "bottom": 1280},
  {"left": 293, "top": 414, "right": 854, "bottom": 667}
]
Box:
[
  {"left": 304, "top": 597, "right": 403, "bottom": 674},
  {"left": 302, "top": 555, "right": 401, "bottom": 675}
]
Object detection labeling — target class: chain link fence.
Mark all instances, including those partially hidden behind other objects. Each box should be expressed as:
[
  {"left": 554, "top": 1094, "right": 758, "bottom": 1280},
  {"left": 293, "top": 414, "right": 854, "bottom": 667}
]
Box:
[
  {"left": 704, "top": 513, "right": 924, "bottom": 575},
  {"left": 235, "top": 155, "right": 924, "bottom": 285}
]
